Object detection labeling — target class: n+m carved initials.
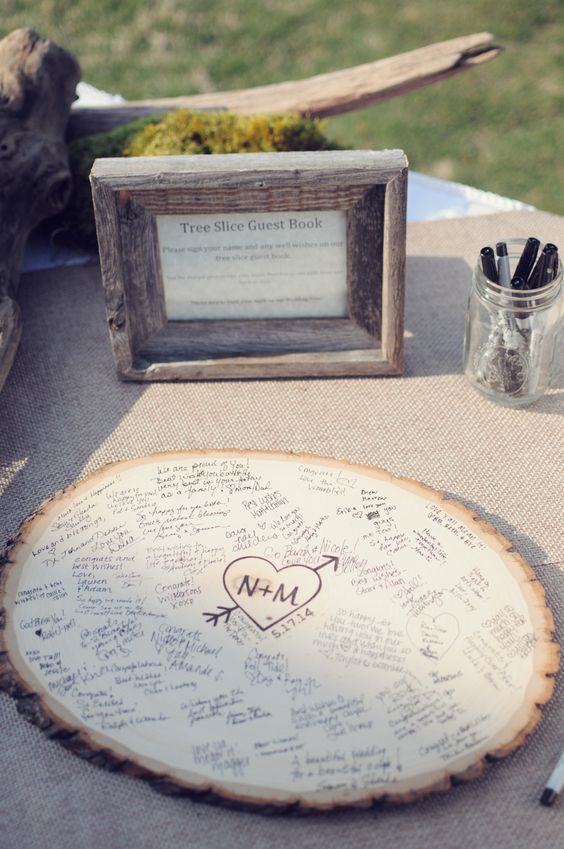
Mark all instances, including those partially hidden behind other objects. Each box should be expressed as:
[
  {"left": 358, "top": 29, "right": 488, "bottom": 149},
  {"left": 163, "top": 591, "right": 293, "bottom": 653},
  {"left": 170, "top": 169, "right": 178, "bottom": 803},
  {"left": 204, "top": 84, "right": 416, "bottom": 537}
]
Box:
[{"left": 236, "top": 575, "right": 299, "bottom": 606}]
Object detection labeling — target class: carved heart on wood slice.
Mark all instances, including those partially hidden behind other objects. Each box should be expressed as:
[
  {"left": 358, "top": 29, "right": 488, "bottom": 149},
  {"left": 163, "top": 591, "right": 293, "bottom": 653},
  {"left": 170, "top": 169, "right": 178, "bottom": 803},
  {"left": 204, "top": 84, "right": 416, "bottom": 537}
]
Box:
[
  {"left": 406, "top": 612, "right": 460, "bottom": 661},
  {"left": 223, "top": 556, "right": 322, "bottom": 631}
]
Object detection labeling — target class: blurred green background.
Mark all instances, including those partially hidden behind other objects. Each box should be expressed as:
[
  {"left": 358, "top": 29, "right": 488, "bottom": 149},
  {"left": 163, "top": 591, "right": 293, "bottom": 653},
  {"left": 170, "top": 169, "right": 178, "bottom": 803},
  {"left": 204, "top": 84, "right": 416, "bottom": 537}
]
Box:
[{"left": 2, "top": 0, "right": 563, "bottom": 213}]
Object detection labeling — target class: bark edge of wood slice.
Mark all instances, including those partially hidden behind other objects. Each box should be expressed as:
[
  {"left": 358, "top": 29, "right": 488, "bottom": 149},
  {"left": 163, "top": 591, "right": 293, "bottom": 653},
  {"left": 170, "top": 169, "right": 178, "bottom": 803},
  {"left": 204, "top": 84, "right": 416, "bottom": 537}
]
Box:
[{"left": 0, "top": 449, "right": 559, "bottom": 812}]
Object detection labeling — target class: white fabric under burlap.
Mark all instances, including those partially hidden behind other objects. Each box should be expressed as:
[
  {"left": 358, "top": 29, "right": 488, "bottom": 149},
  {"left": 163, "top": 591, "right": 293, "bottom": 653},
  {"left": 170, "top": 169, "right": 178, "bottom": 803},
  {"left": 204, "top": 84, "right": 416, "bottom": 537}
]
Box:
[{"left": 1, "top": 210, "right": 562, "bottom": 849}]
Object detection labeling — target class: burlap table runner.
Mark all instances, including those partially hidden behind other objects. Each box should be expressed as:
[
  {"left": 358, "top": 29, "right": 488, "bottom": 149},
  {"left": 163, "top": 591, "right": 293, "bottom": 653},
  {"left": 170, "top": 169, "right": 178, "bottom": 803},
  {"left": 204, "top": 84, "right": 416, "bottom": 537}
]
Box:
[{"left": 1, "top": 210, "right": 562, "bottom": 848}]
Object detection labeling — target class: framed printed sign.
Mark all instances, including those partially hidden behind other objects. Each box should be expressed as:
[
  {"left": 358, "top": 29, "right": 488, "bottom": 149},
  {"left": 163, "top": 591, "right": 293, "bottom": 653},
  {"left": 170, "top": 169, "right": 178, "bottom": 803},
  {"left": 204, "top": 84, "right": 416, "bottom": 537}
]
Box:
[{"left": 90, "top": 150, "right": 407, "bottom": 380}]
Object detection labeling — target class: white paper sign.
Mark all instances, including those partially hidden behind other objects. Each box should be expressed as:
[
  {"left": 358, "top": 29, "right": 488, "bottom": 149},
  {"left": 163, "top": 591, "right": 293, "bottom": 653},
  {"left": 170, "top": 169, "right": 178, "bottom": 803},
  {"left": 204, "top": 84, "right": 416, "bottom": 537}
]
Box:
[{"left": 157, "top": 211, "right": 347, "bottom": 320}]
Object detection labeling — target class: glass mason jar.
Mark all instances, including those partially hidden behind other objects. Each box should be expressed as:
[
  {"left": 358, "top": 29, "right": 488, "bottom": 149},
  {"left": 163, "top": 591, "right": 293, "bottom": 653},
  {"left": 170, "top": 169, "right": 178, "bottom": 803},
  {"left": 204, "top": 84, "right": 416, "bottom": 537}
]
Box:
[{"left": 463, "top": 239, "right": 563, "bottom": 406}]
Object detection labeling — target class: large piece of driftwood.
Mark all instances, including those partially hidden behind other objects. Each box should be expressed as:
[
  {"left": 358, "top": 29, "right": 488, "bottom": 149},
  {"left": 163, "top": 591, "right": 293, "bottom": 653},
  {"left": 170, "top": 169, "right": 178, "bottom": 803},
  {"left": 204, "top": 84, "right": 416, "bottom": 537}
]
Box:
[
  {"left": 0, "top": 28, "right": 80, "bottom": 389},
  {"left": 0, "top": 450, "right": 558, "bottom": 811},
  {"left": 69, "top": 32, "right": 501, "bottom": 138},
  {"left": 0, "top": 30, "right": 500, "bottom": 390}
]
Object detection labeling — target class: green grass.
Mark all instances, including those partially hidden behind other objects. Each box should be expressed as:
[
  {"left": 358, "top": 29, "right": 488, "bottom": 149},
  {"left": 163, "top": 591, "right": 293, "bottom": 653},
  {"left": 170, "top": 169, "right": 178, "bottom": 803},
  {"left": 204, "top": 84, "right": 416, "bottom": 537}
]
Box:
[{"left": 3, "top": 0, "right": 564, "bottom": 212}]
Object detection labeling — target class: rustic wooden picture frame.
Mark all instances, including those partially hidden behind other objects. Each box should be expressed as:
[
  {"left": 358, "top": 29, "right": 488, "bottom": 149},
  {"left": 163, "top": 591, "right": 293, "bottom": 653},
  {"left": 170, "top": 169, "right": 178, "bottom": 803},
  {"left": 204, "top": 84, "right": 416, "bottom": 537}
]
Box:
[{"left": 90, "top": 150, "right": 407, "bottom": 380}]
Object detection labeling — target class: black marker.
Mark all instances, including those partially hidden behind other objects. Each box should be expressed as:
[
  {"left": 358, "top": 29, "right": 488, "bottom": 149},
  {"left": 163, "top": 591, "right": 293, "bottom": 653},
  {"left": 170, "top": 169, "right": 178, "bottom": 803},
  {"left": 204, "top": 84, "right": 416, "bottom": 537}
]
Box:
[
  {"left": 527, "top": 243, "right": 559, "bottom": 289},
  {"left": 541, "top": 243, "right": 559, "bottom": 286},
  {"left": 527, "top": 248, "right": 548, "bottom": 290},
  {"left": 496, "top": 242, "right": 511, "bottom": 287},
  {"left": 512, "top": 237, "right": 540, "bottom": 284},
  {"left": 510, "top": 276, "right": 530, "bottom": 320},
  {"left": 480, "top": 246, "right": 498, "bottom": 282}
]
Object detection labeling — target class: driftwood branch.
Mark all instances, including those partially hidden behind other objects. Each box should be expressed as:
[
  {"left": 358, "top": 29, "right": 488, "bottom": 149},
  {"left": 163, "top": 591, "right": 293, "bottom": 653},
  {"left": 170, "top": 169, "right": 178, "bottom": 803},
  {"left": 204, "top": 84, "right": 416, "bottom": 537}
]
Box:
[
  {"left": 68, "top": 32, "right": 501, "bottom": 138},
  {"left": 0, "top": 28, "right": 80, "bottom": 389}
]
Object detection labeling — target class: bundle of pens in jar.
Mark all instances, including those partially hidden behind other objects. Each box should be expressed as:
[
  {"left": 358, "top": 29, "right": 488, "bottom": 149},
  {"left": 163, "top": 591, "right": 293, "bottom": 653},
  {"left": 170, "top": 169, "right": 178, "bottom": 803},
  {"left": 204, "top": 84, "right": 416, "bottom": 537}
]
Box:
[
  {"left": 463, "top": 237, "right": 563, "bottom": 405},
  {"left": 480, "top": 238, "right": 558, "bottom": 292}
]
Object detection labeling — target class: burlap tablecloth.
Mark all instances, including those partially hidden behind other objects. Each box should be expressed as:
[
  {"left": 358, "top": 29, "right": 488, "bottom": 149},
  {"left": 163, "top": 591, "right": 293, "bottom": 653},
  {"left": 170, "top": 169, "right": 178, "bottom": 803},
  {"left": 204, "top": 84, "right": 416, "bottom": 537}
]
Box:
[{"left": 1, "top": 210, "right": 562, "bottom": 848}]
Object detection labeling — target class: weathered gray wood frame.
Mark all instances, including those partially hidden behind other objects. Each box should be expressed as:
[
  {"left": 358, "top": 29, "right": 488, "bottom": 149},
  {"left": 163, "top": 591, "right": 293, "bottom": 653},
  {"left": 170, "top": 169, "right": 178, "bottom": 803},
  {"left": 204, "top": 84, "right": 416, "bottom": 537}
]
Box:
[{"left": 90, "top": 150, "right": 407, "bottom": 380}]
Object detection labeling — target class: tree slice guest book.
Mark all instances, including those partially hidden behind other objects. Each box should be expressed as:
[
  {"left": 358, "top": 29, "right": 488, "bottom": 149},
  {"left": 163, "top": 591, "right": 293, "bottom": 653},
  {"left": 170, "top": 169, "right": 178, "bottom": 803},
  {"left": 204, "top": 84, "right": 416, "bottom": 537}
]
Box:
[{"left": 0, "top": 452, "right": 558, "bottom": 811}]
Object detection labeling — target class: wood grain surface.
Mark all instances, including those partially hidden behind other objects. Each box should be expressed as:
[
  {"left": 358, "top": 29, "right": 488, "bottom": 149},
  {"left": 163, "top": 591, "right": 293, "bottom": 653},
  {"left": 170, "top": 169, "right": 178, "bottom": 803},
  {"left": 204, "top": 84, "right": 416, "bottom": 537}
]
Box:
[
  {"left": 69, "top": 33, "right": 502, "bottom": 137},
  {"left": 0, "top": 450, "right": 558, "bottom": 811}
]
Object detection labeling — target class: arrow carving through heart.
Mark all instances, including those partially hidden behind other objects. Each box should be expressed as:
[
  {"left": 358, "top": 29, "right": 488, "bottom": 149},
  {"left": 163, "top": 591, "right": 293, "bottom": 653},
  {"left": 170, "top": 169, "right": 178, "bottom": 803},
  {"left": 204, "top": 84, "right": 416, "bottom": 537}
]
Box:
[{"left": 203, "top": 554, "right": 339, "bottom": 631}]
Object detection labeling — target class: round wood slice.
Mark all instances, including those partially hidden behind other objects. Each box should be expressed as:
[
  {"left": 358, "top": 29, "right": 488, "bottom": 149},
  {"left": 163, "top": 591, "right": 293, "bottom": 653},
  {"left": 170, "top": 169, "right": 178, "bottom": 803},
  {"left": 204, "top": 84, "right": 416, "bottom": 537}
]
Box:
[{"left": 0, "top": 451, "right": 558, "bottom": 811}]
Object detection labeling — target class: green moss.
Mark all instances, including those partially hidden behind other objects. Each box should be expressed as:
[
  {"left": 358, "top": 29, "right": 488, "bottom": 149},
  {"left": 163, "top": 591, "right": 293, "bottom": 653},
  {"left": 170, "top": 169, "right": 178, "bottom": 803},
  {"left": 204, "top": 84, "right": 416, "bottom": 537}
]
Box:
[
  {"left": 124, "top": 110, "right": 335, "bottom": 155},
  {"left": 62, "top": 110, "right": 339, "bottom": 247}
]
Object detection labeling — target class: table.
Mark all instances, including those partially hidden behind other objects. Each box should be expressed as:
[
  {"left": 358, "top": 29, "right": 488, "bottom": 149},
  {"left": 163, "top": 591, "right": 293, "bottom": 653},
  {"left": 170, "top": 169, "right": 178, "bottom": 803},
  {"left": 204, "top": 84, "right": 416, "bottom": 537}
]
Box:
[{"left": 1, "top": 209, "right": 562, "bottom": 849}]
